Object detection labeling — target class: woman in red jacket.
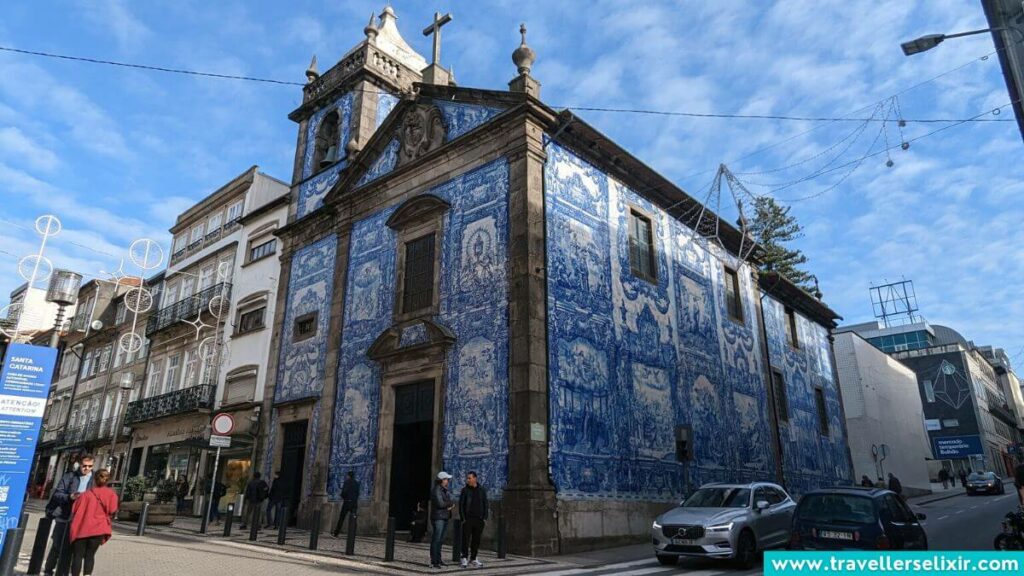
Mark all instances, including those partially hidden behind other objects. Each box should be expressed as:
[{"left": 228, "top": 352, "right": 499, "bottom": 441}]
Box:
[{"left": 69, "top": 468, "right": 119, "bottom": 576}]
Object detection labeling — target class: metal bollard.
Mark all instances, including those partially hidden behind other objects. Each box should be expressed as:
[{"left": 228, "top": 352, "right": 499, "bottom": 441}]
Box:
[
  {"left": 276, "top": 506, "right": 288, "bottom": 545},
  {"left": 496, "top": 517, "right": 506, "bottom": 559},
  {"left": 223, "top": 504, "right": 234, "bottom": 537},
  {"left": 200, "top": 500, "right": 209, "bottom": 534},
  {"left": 344, "top": 514, "right": 357, "bottom": 556},
  {"left": 384, "top": 517, "right": 396, "bottom": 562},
  {"left": 53, "top": 520, "right": 72, "bottom": 576},
  {"left": 451, "top": 518, "right": 462, "bottom": 563},
  {"left": 26, "top": 515, "right": 52, "bottom": 575},
  {"left": 0, "top": 513, "right": 29, "bottom": 576},
  {"left": 308, "top": 509, "right": 321, "bottom": 550},
  {"left": 136, "top": 502, "right": 150, "bottom": 536}
]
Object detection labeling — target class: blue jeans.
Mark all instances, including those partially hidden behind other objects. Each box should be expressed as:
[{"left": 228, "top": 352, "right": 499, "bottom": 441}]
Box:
[{"left": 430, "top": 519, "right": 448, "bottom": 565}]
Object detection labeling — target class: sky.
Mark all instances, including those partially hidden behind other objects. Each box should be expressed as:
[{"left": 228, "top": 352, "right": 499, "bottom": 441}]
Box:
[{"left": 0, "top": 1, "right": 1021, "bottom": 363}]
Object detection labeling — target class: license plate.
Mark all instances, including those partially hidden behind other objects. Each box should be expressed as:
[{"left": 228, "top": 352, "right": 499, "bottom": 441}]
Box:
[
  {"left": 671, "top": 538, "right": 698, "bottom": 545},
  {"left": 820, "top": 530, "right": 854, "bottom": 540}
]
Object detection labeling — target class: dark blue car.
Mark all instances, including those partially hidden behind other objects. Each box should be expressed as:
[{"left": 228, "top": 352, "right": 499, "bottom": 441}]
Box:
[{"left": 789, "top": 487, "right": 928, "bottom": 550}]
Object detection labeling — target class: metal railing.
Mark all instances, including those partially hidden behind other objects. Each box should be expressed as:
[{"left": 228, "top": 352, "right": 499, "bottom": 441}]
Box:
[
  {"left": 59, "top": 417, "right": 129, "bottom": 447},
  {"left": 146, "top": 283, "right": 231, "bottom": 336},
  {"left": 124, "top": 384, "right": 216, "bottom": 425}
]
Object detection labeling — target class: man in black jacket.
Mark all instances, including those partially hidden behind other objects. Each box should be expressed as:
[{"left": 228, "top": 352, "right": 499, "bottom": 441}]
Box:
[
  {"left": 332, "top": 471, "right": 360, "bottom": 537},
  {"left": 265, "top": 471, "right": 286, "bottom": 529},
  {"left": 458, "top": 471, "right": 488, "bottom": 568},
  {"left": 43, "top": 454, "right": 95, "bottom": 576},
  {"left": 240, "top": 471, "right": 269, "bottom": 530}
]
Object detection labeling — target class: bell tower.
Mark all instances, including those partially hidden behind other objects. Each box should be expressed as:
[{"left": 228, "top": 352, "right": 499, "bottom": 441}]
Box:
[{"left": 287, "top": 6, "right": 427, "bottom": 220}]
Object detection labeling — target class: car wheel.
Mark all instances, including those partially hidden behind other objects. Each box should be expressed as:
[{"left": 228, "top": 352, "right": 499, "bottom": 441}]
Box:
[
  {"left": 656, "top": 554, "right": 678, "bottom": 566},
  {"left": 734, "top": 530, "right": 757, "bottom": 570}
]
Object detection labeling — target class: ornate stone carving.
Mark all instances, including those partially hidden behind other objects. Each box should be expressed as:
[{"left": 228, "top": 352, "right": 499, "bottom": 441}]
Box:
[{"left": 397, "top": 105, "right": 446, "bottom": 166}]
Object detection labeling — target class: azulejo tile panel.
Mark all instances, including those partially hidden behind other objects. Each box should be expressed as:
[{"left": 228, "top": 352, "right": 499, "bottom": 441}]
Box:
[
  {"left": 275, "top": 235, "right": 337, "bottom": 404},
  {"left": 545, "top": 142, "right": 848, "bottom": 500},
  {"left": 432, "top": 100, "right": 505, "bottom": 141},
  {"left": 356, "top": 138, "right": 399, "bottom": 187},
  {"left": 376, "top": 92, "right": 399, "bottom": 128},
  {"left": 328, "top": 158, "right": 510, "bottom": 500},
  {"left": 297, "top": 160, "right": 346, "bottom": 219}
]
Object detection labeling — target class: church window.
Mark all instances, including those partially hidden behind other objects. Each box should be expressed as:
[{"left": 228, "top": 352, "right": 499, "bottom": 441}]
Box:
[
  {"left": 401, "top": 234, "right": 436, "bottom": 313},
  {"left": 294, "top": 312, "right": 318, "bottom": 342},
  {"left": 815, "top": 387, "right": 829, "bottom": 435},
  {"left": 772, "top": 369, "right": 789, "bottom": 423},
  {"left": 628, "top": 209, "right": 656, "bottom": 282},
  {"left": 785, "top": 307, "right": 799, "bottom": 349},
  {"left": 312, "top": 110, "right": 341, "bottom": 171},
  {"left": 724, "top": 266, "right": 744, "bottom": 324}
]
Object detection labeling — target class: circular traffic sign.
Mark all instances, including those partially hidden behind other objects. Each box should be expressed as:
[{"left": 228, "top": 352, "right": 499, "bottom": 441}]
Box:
[{"left": 211, "top": 412, "right": 235, "bottom": 435}]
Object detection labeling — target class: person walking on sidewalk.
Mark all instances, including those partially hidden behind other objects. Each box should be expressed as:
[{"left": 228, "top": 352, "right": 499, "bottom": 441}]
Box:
[
  {"left": 206, "top": 475, "right": 228, "bottom": 525},
  {"left": 44, "top": 454, "right": 95, "bottom": 576},
  {"left": 69, "top": 469, "right": 119, "bottom": 576},
  {"left": 240, "top": 471, "right": 269, "bottom": 530},
  {"left": 266, "top": 471, "right": 286, "bottom": 529},
  {"left": 959, "top": 469, "right": 969, "bottom": 489},
  {"left": 175, "top": 477, "right": 189, "bottom": 514},
  {"left": 459, "top": 471, "right": 488, "bottom": 568},
  {"left": 887, "top": 473, "right": 903, "bottom": 498},
  {"left": 429, "top": 471, "right": 454, "bottom": 569},
  {"left": 332, "top": 471, "right": 360, "bottom": 537},
  {"left": 860, "top": 475, "right": 874, "bottom": 488},
  {"left": 938, "top": 468, "right": 949, "bottom": 490}
]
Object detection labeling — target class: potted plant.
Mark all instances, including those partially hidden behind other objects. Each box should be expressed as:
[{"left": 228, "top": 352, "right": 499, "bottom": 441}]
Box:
[
  {"left": 119, "top": 476, "right": 149, "bottom": 520},
  {"left": 120, "top": 476, "right": 178, "bottom": 525}
]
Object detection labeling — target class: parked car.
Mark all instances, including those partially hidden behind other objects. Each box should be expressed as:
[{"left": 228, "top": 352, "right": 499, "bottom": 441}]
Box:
[
  {"left": 966, "top": 472, "right": 1005, "bottom": 495},
  {"left": 790, "top": 487, "right": 927, "bottom": 550},
  {"left": 651, "top": 482, "right": 795, "bottom": 568}
]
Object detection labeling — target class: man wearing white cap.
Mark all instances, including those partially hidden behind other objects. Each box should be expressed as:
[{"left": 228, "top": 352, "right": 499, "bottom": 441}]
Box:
[{"left": 429, "top": 471, "right": 454, "bottom": 568}]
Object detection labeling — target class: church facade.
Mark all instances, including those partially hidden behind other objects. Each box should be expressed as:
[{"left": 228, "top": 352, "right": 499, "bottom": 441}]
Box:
[{"left": 260, "top": 7, "right": 852, "bottom": 555}]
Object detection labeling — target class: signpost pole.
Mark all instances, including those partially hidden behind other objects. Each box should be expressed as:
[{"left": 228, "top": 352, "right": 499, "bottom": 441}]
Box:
[{"left": 205, "top": 446, "right": 221, "bottom": 534}]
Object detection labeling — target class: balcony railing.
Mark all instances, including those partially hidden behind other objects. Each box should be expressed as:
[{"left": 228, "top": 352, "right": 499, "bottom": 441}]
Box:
[
  {"left": 124, "top": 384, "right": 216, "bottom": 425},
  {"left": 146, "top": 283, "right": 231, "bottom": 336},
  {"left": 59, "top": 417, "right": 129, "bottom": 447}
]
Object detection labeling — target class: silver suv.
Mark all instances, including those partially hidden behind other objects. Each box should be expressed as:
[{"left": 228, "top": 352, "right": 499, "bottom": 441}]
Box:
[{"left": 652, "top": 482, "right": 795, "bottom": 568}]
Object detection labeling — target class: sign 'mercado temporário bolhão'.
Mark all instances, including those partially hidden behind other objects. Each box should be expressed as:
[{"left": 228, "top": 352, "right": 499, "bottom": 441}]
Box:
[{"left": 0, "top": 343, "right": 57, "bottom": 546}]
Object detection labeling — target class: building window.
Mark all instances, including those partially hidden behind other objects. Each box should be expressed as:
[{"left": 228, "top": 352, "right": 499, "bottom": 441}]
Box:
[
  {"left": 164, "top": 354, "right": 181, "bottom": 393},
  {"left": 199, "top": 264, "right": 215, "bottom": 291},
  {"left": 942, "top": 418, "right": 959, "bottom": 428},
  {"left": 784, "top": 307, "right": 799, "bottom": 349},
  {"left": 628, "top": 210, "right": 657, "bottom": 281},
  {"left": 146, "top": 360, "right": 163, "bottom": 397},
  {"left": 249, "top": 239, "right": 277, "bottom": 263},
  {"left": 189, "top": 224, "right": 205, "bottom": 247},
  {"left": 97, "top": 345, "right": 111, "bottom": 374},
  {"left": 815, "top": 387, "right": 829, "bottom": 436},
  {"left": 226, "top": 200, "right": 244, "bottom": 224},
  {"left": 294, "top": 312, "right": 318, "bottom": 342},
  {"left": 81, "top": 350, "right": 94, "bottom": 378},
  {"left": 183, "top": 350, "right": 199, "bottom": 388},
  {"left": 724, "top": 266, "right": 744, "bottom": 323},
  {"left": 237, "top": 307, "right": 266, "bottom": 334},
  {"left": 207, "top": 212, "right": 222, "bottom": 236},
  {"left": 401, "top": 234, "right": 436, "bottom": 314},
  {"left": 923, "top": 379, "right": 935, "bottom": 403},
  {"left": 172, "top": 235, "right": 187, "bottom": 257},
  {"left": 772, "top": 369, "right": 789, "bottom": 423},
  {"left": 115, "top": 301, "right": 127, "bottom": 325}
]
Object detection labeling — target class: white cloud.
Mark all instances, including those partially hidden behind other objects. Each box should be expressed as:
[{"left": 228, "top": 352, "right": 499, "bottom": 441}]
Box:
[
  {"left": 0, "top": 127, "right": 58, "bottom": 171},
  {"left": 77, "top": 0, "right": 151, "bottom": 53}
]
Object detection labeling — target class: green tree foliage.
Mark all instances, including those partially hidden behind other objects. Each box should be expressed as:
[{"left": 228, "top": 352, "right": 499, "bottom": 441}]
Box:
[{"left": 747, "top": 196, "right": 816, "bottom": 294}]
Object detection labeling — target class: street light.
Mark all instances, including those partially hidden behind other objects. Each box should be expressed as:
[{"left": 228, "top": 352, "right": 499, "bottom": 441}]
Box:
[
  {"left": 901, "top": 27, "right": 1005, "bottom": 56},
  {"left": 105, "top": 372, "right": 135, "bottom": 474},
  {"left": 45, "top": 269, "right": 82, "bottom": 348}
]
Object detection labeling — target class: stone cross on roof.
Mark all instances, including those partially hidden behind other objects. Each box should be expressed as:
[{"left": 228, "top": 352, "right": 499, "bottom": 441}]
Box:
[{"left": 422, "top": 11, "right": 453, "bottom": 66}]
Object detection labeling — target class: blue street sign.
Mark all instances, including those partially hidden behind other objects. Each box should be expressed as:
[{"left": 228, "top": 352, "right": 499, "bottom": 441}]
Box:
[
  {"left": 0, "top": 343, "right": 57, "bottom": 547},
  {"left": 933, "top": 434, "right": 984, "bottom": 459}
]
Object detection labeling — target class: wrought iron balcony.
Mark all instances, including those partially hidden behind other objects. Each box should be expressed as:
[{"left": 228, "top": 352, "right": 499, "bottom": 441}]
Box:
[
  {"left": 59, "top": 417, "right": 129, "bottom": 447},
  {"left": 124, "top": 384, "right": 216, "bottom": 425},
  {"left": 146, "top": 283, "right": 231, "bottom": 336}
]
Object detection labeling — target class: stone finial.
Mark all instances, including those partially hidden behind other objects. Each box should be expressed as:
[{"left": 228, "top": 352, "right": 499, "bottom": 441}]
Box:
[
  {"left": 364, "top": 12, "right": 379, "bottom": 41},
  {"left": 305, "top": 54, "right": 319, "bottom": 83},
  {"left": 512, "top": 23, "right": 536, "bottom": 75}
]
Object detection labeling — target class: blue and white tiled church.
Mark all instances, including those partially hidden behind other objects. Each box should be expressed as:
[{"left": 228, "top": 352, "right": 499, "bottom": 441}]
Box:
[{"left": 261, "top": 7, "right": 852, "bottom": 554}]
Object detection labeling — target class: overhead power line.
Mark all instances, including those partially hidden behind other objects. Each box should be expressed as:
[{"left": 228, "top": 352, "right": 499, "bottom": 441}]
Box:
[{"left": 0, "top": 44, "right": 1013, "bottom": 124}]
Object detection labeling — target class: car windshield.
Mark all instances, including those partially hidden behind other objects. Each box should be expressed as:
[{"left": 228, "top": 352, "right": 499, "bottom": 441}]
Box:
[
  {"left": 798, "top": 494, "right": 875, "bottom": 525},
  {"left": 968, "top": 473, "right": 992, "bottom": 481},
  {"left": 682, "top": 487, "right": 750, "bottom": 508}
]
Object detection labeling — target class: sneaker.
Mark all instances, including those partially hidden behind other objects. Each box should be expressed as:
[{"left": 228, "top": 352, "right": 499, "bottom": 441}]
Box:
[
  {"left": 472, "top": 560, "right": 483, "bottom": 567},
  {"left": 460, "top": 557, "right": 468, "bottom": 568}
]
